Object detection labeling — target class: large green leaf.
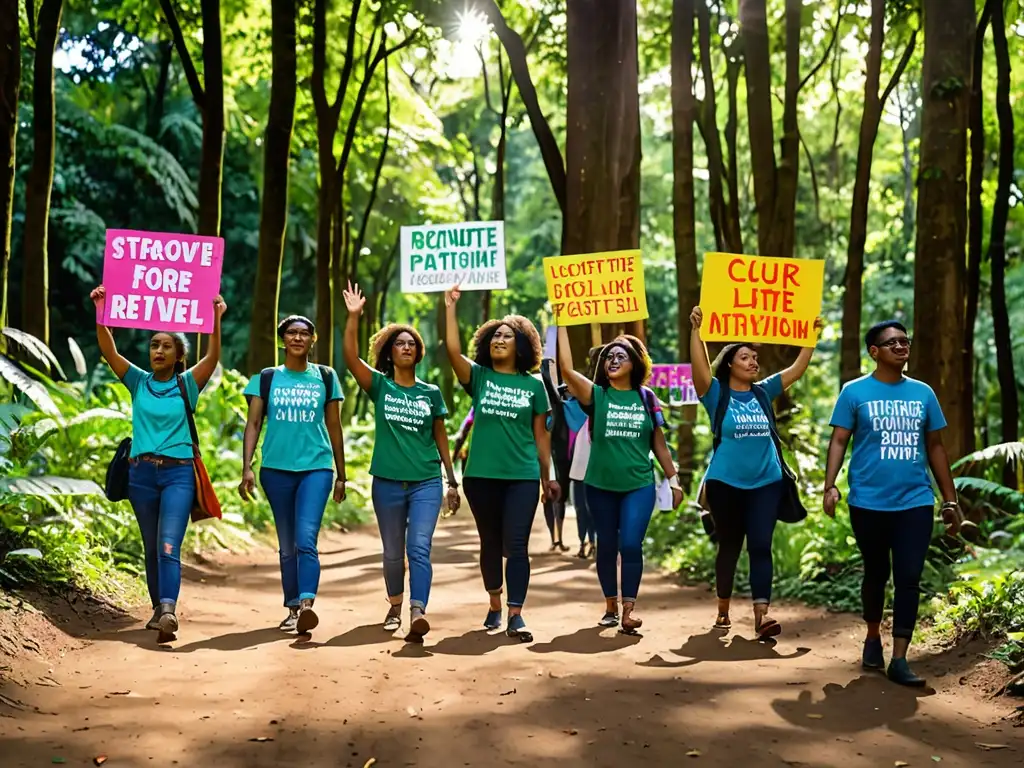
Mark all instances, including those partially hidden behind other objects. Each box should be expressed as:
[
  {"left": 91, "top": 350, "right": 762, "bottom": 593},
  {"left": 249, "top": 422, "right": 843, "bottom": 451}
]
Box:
[
  {"left": 1, "top": 328, "right": 66, "bottom": 379},
  {"left": 953, "top": 441, "right": 1024, "bottom": 475},
  {"left": 0, "top": 475, "right": 105, "bottom": 497},
  {"left": 955, "top": 476, "right": 1024, "bottom": 516},
  {"left": 0, "top": 356, "right": 60, "bottom": 416}
]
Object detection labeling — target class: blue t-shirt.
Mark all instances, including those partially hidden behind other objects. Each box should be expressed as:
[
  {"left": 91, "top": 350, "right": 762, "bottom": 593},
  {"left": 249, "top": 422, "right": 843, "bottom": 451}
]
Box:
[
  {"left": 700, "top": 373, "right": 784, "bottom": 490},
  {"left": 243, "top": 365, "right": 344, "bottom": 473},
  {"left": 830, "top": 374, "right": 946, "bottom": 512},
  {"left": 121, "top": 365, "right": 201, "bottom": 460}
]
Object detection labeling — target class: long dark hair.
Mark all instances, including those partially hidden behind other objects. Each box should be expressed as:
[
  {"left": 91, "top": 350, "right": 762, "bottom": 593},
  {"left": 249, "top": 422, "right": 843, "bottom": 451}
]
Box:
[
  {"left": 471, "top": 315, "right": 543, "bottom": 374},
  {"left": 711, "top": 343, "right": 757, "bottom": 388},
  {"left": 369, "top": 323, "right": 425, "bottom": 378},
  {"left": 593, "top": 334, "right": 651, "bottom": 391}
]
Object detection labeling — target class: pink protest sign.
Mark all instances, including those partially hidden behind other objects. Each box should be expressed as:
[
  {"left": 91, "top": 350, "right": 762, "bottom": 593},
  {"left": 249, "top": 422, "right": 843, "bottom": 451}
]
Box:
[
  {"left": 650, "top": 363, "right": 699, "bottom": 405},
  {"left": 100, "top": 229, "right": 224, "bottom": 333}
]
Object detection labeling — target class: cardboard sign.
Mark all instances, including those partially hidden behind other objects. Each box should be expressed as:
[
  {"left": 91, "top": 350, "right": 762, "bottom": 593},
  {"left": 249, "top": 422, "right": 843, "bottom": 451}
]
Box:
[
  {"left": 100, "top": 229, "right": 224, "bottom": 333},
  {"left": 544, "top": 249, "right": 648, "bottom": 326},
  {"left": 400, "top": 221, "right": 506, "bottom": 293},
  {"left": 649, "top": 363, "right": 699, "bottom": 405},
  {"left": 699, "top": 253, "right": 824, "bottom": 347}
]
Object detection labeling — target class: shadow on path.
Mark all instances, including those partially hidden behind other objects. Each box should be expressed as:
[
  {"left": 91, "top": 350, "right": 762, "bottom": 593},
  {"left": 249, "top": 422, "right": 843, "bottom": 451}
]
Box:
[
  {"left": 527, "top": 625, "right": 642, "bottom": 655},
  {"left": 637, "top": 629, "right": 811, "bottom": 668}
]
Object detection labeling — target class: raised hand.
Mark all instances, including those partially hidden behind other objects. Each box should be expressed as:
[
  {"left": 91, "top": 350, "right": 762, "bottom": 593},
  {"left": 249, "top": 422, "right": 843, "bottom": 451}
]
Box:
[
  {"left": 445, "top": 284, "right": 462, "bottom": 308},
  {"left": 90, "top": 286, "right": 106, "bottom": 310},
  {"left": 689, "top": 306, "right": 703, "bottom": 331},
  {"left": 214, "top": 295, "right": 227, "bottom": 318},
  {"left": 343, "top": 281, "right": 366, "bottom": 316},
  {"left": 814, "top": 316, "right": 825, "bottom": 335}
]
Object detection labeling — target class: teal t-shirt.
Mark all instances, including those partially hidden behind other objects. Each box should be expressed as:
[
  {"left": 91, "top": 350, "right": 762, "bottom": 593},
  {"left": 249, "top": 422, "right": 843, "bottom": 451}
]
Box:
[
  {"left": 830, "top": 374, "right": 946, "bottom": 512},
  {"left": 368, "top": 371, "right": 448, "bottom": 482},
  {"left": 121, "top": 365, "right": 201, "bottom": 460},
  {"left": 243, "top": 365, "right": 344, "bottom": 473},
  {"left": 700, "top": 373, "right": 784, "bottom": 490}
]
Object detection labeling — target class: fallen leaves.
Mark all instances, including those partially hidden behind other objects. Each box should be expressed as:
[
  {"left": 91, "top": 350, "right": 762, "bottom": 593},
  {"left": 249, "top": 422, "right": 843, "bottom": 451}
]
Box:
[
  {"left": 975, "top": 743, "right": 1009, "bottom": 751},
  {"left": 500, "top": 689, "right": 516, "bottom": 696},
  {"left": 93, "top": 756, "right": 107, "bottom": 767},
  {"left": 362, "top": 760, "right": 376, "bottom": 768},
  {"left": 563, "top": 729, "right": 578, "bottom": 736},
  {"left": 248, "top": 737, "right": 274, "bottom": 743},
  {"left": 685, "top": 749, "right": 701, "bottom": 757},
  {"left": 806, "top": 714, "right": 824, "bottom": 720}
]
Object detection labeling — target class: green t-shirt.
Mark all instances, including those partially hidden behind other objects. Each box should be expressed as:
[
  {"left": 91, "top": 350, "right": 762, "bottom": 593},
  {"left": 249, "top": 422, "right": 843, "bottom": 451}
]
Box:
[
  {"left": 584, "top": 386, "right": 655, "bottom": 492},
  {"left": 368, "top": 370, "right": 448, "bottom": 482},
  {"left": 243, "top": 365, "right": 344, "bottom": 473},
  {"left": 464, "top": 363, "right": 548, "bottom": 481},
  {"left": 122, "top": 365, "right": 201, "bottom": 460}
]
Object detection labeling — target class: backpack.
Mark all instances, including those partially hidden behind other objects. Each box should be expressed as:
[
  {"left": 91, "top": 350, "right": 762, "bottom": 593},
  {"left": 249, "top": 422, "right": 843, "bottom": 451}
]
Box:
[
  {"left": 251, "top": 365, "right": 335, "bottom": 422},
  {"left": 104, "top": 436, "right": 133, "bottom": 502},
  {"left": 587, "top": 386, "right": 662, "bottom": 449}
]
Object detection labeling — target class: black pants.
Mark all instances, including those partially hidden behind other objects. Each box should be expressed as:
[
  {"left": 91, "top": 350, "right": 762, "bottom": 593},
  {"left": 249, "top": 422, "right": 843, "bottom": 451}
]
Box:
[
  {"left": 849, "top": 505, "right": 933, "bottom": 640},
  {"left": 542, "top": 457, "right": 571, "bottom": 541},
  {"left": 463, "top": 478, "right": 540, "bottom": 608},
  {"left": 706, "top": 479, "right": 783, "bottom": 604}
]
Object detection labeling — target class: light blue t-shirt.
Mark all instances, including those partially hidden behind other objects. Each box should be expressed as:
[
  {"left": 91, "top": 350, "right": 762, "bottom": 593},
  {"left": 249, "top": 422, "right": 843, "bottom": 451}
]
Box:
[
  {"left": 700, "top": 373, "right": 784, "bottom": 490},
  {"left": 243, "top": 365, "right": 344, "bottom": 473},
  {"left": 121, "top": 365, "right": 201, "bottom": 460},
  {"left": 830, "top": 374, "right": 946, "bottom": 512}
]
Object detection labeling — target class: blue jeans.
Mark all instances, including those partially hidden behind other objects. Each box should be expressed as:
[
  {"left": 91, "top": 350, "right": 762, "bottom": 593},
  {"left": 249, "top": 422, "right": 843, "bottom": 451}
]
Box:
[
  {"left": 371, "top": 477, "right": 443, "bottom": 610},
  {"left": 128, "top": 460, "right": 196, "bottom": 606},
  {"left": 260, "top": 468, "right": 333, "bottom": 607},
  {"left": 585, "top": 484, "right": 656, "bottom": 602},
  {"left": 572, "top": 480, "right": 596, "bottom": 546}
]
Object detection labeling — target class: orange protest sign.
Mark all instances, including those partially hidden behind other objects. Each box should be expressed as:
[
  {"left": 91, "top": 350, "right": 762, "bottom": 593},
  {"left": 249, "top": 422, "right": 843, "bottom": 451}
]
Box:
[
  {"left": 543, "top": 250, "right": 648, "bottom": 326},
  {"left": 698, "top": 253, "right": 824, "bottom": 347}
]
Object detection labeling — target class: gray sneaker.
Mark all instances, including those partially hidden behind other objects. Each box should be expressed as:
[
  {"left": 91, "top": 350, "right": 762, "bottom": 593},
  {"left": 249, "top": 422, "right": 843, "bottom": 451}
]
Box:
[
  {"left": 296, "top": 598, "right": 319, "bottom": 634},
  {"left": 279, "top": 607, "right": 299, "bottom": 632}
]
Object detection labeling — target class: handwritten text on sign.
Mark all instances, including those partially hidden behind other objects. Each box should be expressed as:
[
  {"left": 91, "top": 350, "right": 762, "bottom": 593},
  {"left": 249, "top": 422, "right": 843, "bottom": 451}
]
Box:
[
  {"left": 400, "top": 221, "right": 506, "bottom": 293},
  {"left": 100, "top": 229, "right": 225, "bottom": 333},
  {"left": 544, "top": 250, "right": 648, "bottom": 326},
  {"left": 699, "top": 253, "right": 824, "bottom": 347}
]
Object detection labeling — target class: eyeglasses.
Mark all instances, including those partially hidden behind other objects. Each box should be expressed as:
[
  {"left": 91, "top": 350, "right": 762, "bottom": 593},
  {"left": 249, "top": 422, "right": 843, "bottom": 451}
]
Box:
[
  {"left": 878, "top": 337, "right": 912, "bottom": 349},
  {"left": 605, "top": 353, "right": 630, "bottom": 364}
]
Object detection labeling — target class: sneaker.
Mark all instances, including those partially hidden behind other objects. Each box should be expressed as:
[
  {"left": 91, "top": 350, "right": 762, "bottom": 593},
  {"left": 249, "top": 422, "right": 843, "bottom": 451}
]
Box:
[
  {"left": 407, "top": 607, "right": 430, "bottom": 642},
  {"left": 483, "top": 609, "right": 502, "bottom": 630},
  {"left": 157, "top": 603, "right": 178, "bottom": 635},
  {"left": 279, "top": 607, "right": 299, "bottom": 632},
  {"left": 383, "top": 604, "right": 402, "bottom": 632},
  {"left": 145, "top": 607, "right": 161, "bottom": 631},
  {"left": 862, "top": 637, "right": 885, "bottom": 670},
  {"left": 598, "top": 611, "right": 620, "bottom": 627},
  {"left": 296, "top": 598, "right": 319, "bottom": 634},
  {"left": 506, "top": 614, "right": 533, "bottom": 643},
  {"left": 887, "top": 657, "right": 926, "bottom": 687}
]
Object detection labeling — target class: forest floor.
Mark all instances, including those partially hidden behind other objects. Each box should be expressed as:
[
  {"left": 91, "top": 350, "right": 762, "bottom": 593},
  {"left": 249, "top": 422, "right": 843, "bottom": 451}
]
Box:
[{"left": 1, "top": 512, "right": 1022, "bottom": 768}]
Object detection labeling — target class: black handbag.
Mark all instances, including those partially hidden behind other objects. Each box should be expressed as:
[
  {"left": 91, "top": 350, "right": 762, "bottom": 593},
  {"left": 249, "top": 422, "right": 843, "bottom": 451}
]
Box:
[{"left": 104, "top": 436, "right": 133, "bottom": 502}]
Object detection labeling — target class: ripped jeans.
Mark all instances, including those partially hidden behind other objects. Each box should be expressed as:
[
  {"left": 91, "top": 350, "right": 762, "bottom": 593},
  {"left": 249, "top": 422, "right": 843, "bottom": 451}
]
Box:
[{"left": 128, "top": 460, "right": 196, "bottom": 606}]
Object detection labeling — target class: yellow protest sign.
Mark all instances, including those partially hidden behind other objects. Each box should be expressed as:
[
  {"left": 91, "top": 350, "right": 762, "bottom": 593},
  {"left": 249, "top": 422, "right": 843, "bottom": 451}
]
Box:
[
  {"left": 544, "top": 250, "right": 648, "bottom": 326},
  {"left": 699, "top": 253, "right": 824, "bottom": 347}
]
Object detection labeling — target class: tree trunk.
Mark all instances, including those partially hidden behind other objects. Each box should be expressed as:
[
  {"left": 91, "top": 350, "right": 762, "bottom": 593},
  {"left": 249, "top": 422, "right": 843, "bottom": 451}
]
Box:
[
  {"left": 739, "top": 0, "right": 776, "bottom": 257},
  {"left": 724, "top": 58, "right": 743, "bottom": 254},
  {"left": 196, "top": 0, "right": 224, "bottom": 238},
  {"left": 565, "top": 0, "right": 643, "bottom": 352},
  {"left": 0, "top": 0, "right": 20, "bottom": 333},
  {"left": 965, "top": 5, "right": 992, "bottom": 450},
  {"left": 987, "top": 0, "right": 1017, "bottom": 483},
  {"left": 248, "top": 0, "right": 297, "bottom": 373},
  {"left": 146, "top": 41, "right": 173, "bottom": 138},
  {"left": 911, "top": 0, "right": 974, "bottom": 460},
  {"left": 672, "top": 0, "right": 698, "bottom": 490},
  {"left": 773, "top": 0, "right": 801, "bottom": 260},
  {"left": 696, "top": 1, "right": 728, "bottom": 254},
  {"left": 21, "top": 0, "right": 63, "bottom": 344}
]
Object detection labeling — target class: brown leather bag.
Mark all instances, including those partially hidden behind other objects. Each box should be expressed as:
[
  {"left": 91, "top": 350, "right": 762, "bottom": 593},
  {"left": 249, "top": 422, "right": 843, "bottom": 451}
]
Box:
[{"left": 176, "top": 376, "right": 223, "bottom": 522}]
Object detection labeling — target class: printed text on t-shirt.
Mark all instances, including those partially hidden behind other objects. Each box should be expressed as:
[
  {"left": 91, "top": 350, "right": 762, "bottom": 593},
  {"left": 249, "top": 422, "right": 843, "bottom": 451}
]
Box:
[
  {"left": 866, "top": 398, "right": 923, "bottom": 461},
  {"left": 272, "top": 380, "right": 322, "bottom": 423},
  {"left": 604, "top": 401, "right": 646, "bottom": 439},
  {"left": 479, "top": 379, "right": 530, "bottom": 419},
  {"left": 382, "top": 392, "right": 431, "bottom": 432}
]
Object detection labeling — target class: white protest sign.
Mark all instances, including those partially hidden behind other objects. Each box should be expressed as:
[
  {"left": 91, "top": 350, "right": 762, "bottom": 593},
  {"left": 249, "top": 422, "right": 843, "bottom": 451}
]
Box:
[{"left": 400, "top": 221, "right": 507, "bottom": 293}]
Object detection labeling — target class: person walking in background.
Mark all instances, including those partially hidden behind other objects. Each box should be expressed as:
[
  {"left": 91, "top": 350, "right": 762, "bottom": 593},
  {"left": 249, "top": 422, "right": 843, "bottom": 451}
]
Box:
[
  {"left": 451, "top": 408, "right": 474, "bottom": 474},
  {"left": 689, "top": 306, "right": 822, "bottom": 640},
  {"left": 823, "top": 320, "right": 963, "bottom": 687},
  {"left": 539, "top": 357, "right": 572, "bottom": 552},
  {"left": 565, "top": 345, "right": 604, "bottom": 559},
  {"left": 444, "top": 284, "right": 558, "bottom": 643},
  {"left": 556, "top": 327, "right": 682, "bottom": 634},
  {"left": 342, "top": 282, "right": 460, "bottom": 642},
  {"left": 239, "top": 315, "right": 346, "bottom": 635},
  {"left": 91, "top": 286, "right": 226, "bottom": 640}
]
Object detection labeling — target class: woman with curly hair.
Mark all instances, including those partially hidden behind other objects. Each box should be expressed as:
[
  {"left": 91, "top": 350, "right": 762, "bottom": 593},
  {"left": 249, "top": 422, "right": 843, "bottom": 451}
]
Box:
[
  {"left": 556, "top": 327, "right": 681, "bottom": 633},
  {"left": 342, "top": 282, "right": 460, "bottom": 642},
  {"left": 444, "top": 284, "right": 558, "bottom": 643}
]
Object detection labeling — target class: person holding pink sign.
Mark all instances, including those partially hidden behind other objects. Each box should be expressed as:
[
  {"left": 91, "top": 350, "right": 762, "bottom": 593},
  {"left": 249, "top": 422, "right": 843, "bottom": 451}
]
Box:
[
  {"left": 239, "top": 316, "right": 347, "bottom": 635},
  {"left": 90, "top": 286, "right": 226, "bottom": 640}
]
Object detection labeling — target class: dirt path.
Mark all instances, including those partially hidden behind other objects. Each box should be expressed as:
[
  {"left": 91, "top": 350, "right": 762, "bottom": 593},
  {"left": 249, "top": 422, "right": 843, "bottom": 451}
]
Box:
[{"left": 2, "top": 512, "right": 1021, "bottom": 767}]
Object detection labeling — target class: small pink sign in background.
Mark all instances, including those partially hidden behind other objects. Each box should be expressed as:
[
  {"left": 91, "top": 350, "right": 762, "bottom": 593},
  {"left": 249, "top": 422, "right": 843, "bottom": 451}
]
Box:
[
  {"left": 650, "top": 363, "right": 699, "bottom": 405},
  {"left": 100, "top": 229, "right": 224, "bottom": 334}
]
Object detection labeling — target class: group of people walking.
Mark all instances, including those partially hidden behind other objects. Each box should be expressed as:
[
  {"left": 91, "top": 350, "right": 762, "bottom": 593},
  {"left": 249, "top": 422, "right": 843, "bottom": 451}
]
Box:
[{"left": 91, "top": 279, "right": 963, "bottom": 688}]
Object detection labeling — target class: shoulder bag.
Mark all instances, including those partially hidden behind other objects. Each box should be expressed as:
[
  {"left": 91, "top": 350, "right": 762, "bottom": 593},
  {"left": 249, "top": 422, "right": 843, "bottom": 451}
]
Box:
[{"left": 176, "top": 376, "right": 222, "bottom": 522}]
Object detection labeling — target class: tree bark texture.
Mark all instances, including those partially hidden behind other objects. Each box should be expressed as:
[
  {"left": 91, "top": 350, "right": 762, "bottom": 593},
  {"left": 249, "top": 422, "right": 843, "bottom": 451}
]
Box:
[
  {"left": 196, "top": 0, "right": 224, "bottom": 238},
  {"left": 565, "top": 0, "right": 643, "bottom": 352},
  {"left": 911, "top": 0, "right": 974, "bottom": 460},
  {"left": 987, "top": 0, "right": 1017, "bottom": 480},
  {"left": 248, "top": 0, "right": 297, "bottom": 372},
  {"left": 21, "top": 0, "right": 62, "bottom": 344},
  {"left": 0, "top": 0, "right": 20, "bottom": 332}
]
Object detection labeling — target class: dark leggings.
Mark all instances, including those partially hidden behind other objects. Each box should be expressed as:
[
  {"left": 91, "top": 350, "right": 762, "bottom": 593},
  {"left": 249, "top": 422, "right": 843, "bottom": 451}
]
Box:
[
  {"left": 849, "top": 505, "right": 933, "bottom": 640},
  {"left": 706, "top": 479, "right": 783, "bottom": 604},
  {"left": 572, "top": 480, "right": 596, "bottom": 546},
  {"left": 463, "top": 478, "right": 540, "bottom": 608},
  {"left": 543, "top": 458, "right": 571, "bottom": 541}
]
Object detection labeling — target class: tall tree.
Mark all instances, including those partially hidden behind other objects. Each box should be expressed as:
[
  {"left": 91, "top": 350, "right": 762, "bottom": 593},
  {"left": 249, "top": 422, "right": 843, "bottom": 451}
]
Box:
[
  {"left": 0, "top": 0, "right": 20, "bottom": 333},
  {"left": 248, "top": 0, "right": 297, "bottom": 372},
  {"left": 672, "top": 0, "right": 698, "bottom": 489},
  {"left": 565, "top": 0, "right": 642, "bottom": 346},
  {"left": 911, "top": 0, "right": 974, "bottom": 459},
  {"left": 159, "top": 0, "right": 225, "bottom": 239},
  {"left": 987, "top": 0, "right": 1017, "bottom": 482},
  {"left": 21, "top": 0, "right": 63, "bottom": 344},
  {"left": 840, "top": 1, "right": 916, "bottom": 384}
]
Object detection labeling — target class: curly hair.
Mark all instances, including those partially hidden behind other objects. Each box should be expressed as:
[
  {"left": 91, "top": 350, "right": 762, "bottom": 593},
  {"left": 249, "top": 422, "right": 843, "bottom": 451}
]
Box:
[
  {"left": 369, "top": 323, "right": 425, "bottom": 378},
  {"left": 594, "top": 334, "right": 652, "bottom": 390},
  {"left": 471, "top": 315, "right": 542, "bottom": 374}
]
